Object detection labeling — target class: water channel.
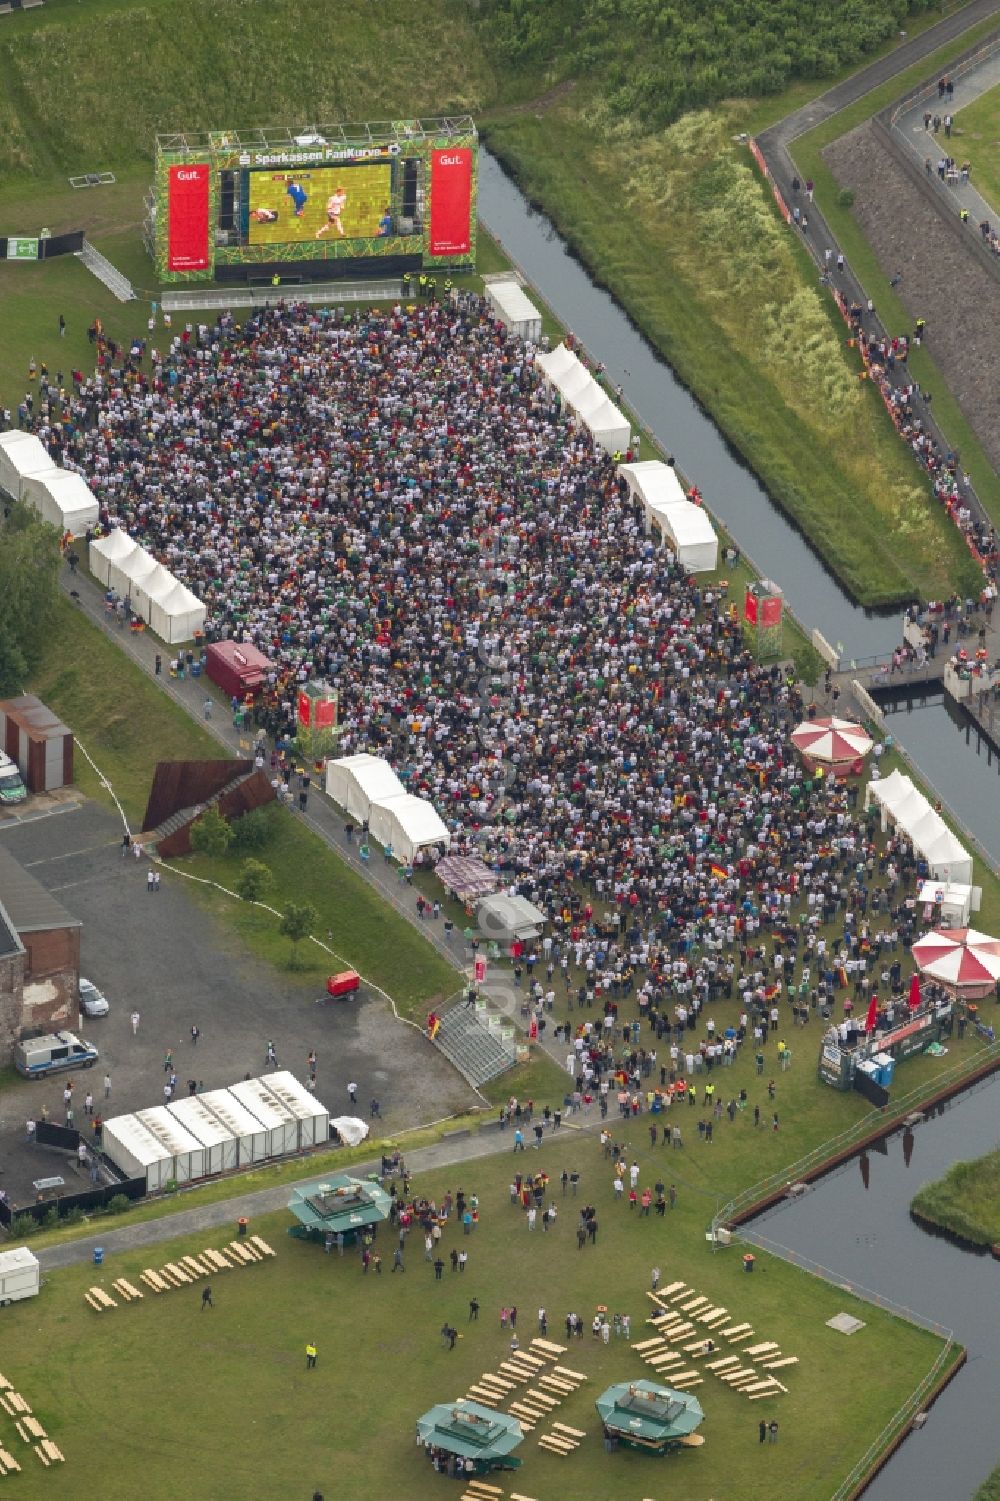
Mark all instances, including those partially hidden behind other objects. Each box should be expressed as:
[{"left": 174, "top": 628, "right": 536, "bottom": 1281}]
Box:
[
  {"left": 478, "top": 150, "right": 1000, "bottom": 1497},
  {"left": 477, "top": 149, "right": 1000, "bottom": 865},
  {"left": 745, "top": 1074, "right": 1000, "bottom": 1501}
]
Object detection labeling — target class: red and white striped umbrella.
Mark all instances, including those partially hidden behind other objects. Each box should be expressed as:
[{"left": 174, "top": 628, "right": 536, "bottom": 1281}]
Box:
[
  {"left": 790, "top": 716, "right": 873, "bottom": 764},
  {"left": 911, "top": 927, "right": 1000, "bottom": 988}
]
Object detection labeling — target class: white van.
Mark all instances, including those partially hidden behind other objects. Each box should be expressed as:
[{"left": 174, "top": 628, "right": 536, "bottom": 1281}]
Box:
[
  {"left": 0, "top": 752, "right": 26, "bottom": 805},
  {"left": 15, "top": 1030, "right": 99, "bottom": 1079},
  {"left": 0, "top": 1247, "right": 40, "bottom": 1306}
]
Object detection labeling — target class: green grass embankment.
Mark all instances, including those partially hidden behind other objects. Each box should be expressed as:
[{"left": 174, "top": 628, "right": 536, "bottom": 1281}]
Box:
[
  {"left": 481, "top": 100, "right": 981, "bottom": 608},
  {"left": 911, "top": 1146, "right": 1000, "bottom": 1248}
]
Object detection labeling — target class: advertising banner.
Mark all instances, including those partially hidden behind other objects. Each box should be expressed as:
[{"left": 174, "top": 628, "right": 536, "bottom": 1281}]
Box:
[
  {"left": 6, "top": 237, "right": 39, "bottom": 261},
  {"left": 429, "top": 148, "right": 472, "bottom": 257},
  {"left": 760, "top": 596, "right": 782, "bottom": 627},
  {"left": 167, "top": 164, "right": 211, "bottom": 272}
]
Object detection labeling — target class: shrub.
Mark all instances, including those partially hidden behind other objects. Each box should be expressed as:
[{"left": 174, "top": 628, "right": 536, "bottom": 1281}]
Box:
[
  {"left": 42, "top": 1206, "right": 60, "bottom": 1229},
  {"left": 106, "top": 1193, "right": 130, "bottom": 1215},
  {"left": 64, "top": 1206, "right": 86, "bottom": 1225},
  {"left": 236, "top": 858, "right": 273, "bottom": 904},
  {"left": 189, "top": 804, "right": 233, "bottom": 858},
  {"left": 838, "top": 188, "right": 855, "bottom": 208},
  {"left": 10, "top": 1213, "right": 39, "bottom": 1238},
  {"left": 231, "top": 807, "right": 274, "bottom": 853}
]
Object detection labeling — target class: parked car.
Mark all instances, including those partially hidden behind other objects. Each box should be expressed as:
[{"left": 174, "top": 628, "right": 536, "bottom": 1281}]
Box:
[
  {"left": 79, "top": 977, "right": 109, "bottom": 1018},
  {"left": 15, "top": 1031, "right": 99, "bottom": 1079},
  {"left": 0, "top": 752, "right": 26, "bottom": 805}
]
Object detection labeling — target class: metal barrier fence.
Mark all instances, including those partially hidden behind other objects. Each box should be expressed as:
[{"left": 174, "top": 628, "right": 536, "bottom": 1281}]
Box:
[{"left": 886, "top": 29, "right": 1000, "bottom": 128}]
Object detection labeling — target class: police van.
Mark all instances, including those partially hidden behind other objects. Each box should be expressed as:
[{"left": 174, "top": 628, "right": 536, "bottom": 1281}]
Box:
[
  {"left": 15, "top": 1031, "right": 99, "bottom": 1079},
  {"left": 0, "top": 752, "right": 26, "bottom": 805}
]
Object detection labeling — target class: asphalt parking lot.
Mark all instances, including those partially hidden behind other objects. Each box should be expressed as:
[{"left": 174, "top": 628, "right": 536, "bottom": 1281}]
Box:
[{"left": 0, "top": 801, "right": 476, "bottom": 1205}]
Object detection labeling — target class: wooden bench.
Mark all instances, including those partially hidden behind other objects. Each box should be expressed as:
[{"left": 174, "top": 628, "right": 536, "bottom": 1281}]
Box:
[
  {"left": 499, "top": 1363, "right": 530, "bottom": 1383},
  {"left": 251, "top": 1235, "right": 277, "bottom": 1257},
  {"left": 466, "top": 1389, "right": 500, "bottom": 1407},
  {"left": 671, "top": 1376, "right": 703, "bottom": 1390},
  {"left": 509, "top": 1492, "right": 539, "bottom": 1501},
  {"left": 112, "top": 1278, "right": 144, "bottom": 1302},
  {"left": 158, "top": 1265, "right": 185, "bottom": 1288},
  {"left": 23, "top": 1416, "right": 47, "bottom": 1440},
  {"left": 526, "top": 1390, "right": 559, "bottom": 1409},
  {"left": 746, "top": 1342, "right": 779, "bottom": 1359},
  {"left": 464, "top": 1482, "right": 503, "bottom": 1497},
  {"left": 181, "top": 1255, "right": 209, "bottom": 1277},
  {"left": 668, "top": 1285, "right": 692, "bottom": 1303},
  {"left": 201, "top": 1248, "right": 233, "bottom": 1272},
  {"left": 742, "top": 1379, "right": 779, "bottom": 1396},
  {"left": 679, "top": 1432, "right": 706, "bottom": 1448},
  {"left": 646, "top": 1351, "right": 682, "bottom": 1366},
  {"left": 707, "top": 1355, "right": 740, "bottom": 1372},
  {"left": 229, "top": 1240, "right": 259, "bottom": 1264},
  {"left": 722, "top": 1323, "right": 754, "bottom": 1341},
  {"left": 539, "top": 1375, "right": 575, "bottom": 1394},
  {"left": 507, "top": 1408, "right": 536, "bottom": 1430},
  {"left": 720, "top": 1367, "right": 755, "bottom": 1384},
  {"left": 84, "top": 1291, "right": 106, "bottom": 1313},
  {"left": 749, "top": 1388, "right": 786, "bottom": 1401},
  {"left": 478, "top": 1374, "right": 514, "bottom": 1392},
  {"left": 665, "top": 1322, "right": 695, "bottom": 1342},
  {"left": 680, "top": 1295, "right": 710, "bottom": 1314},
  {"left": 633, "top": 1337, "right": 666, "bottom": 1353},
  {"left": 662, "top": 1280, "right": 686, "bottom": 1297},
  {"left": 552, "top": 1366, "right": 587, "bottom": 1384},
  {"left": 700, "top": 1307, "right": 729, "bottom": 1325},
  {"left": 537, "top": 1435, "right": 575, "bottom": 1453},
  {"left": 761, "top": 1356, "right": 798, "bottom": 1371},
  {"left": 512, "top": 1351, "right": 544, "bottom": 1369},
  {"left": 140, "top": 1269, "right": 169, "bottom": 1293},
  {"left": 531, "top": 1338, "right": 566, "bottom": 1358},
  {"left": 0, "top": 1449, "right": 22, "bottom": 1475},
  {"left": 15, "top": 1421, "right": 30, "bottom": 1443},
  {"left": 552, "top": 1422, "right": 586, "bottom": 1439},
  {"left": 34, "top": 1445, "right": 51, "bottom": 1467},
  {"left": 0, "top": 1373, "right": 10, "bottom": 1390}
]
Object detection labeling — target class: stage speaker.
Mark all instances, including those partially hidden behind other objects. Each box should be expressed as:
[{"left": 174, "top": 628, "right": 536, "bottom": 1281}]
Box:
[
  {"left": 219, "top": 172, "right": 236, "bottom": 231},
  {"left": 402, "top": 159, "right": 419, "bottom": 218}
]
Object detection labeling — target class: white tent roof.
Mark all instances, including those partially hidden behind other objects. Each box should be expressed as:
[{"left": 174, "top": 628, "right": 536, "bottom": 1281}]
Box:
[
  {"left": 88, "top": 528, "right": 135, "bottom": 585},
  {"left": 21, "top": 467, "right": 99, "bottom": 535},
  {"left": 367, "top": 792, "right": 450, "bottom": 865},
  {"left": 102, "top": 1113, "right": 170, "bottom": 1169},
  {"left": 619, "top": 460, "right": 688, "bottom": 513},
  {"left": 134, "top": 1105, "right": 205, "bottom": 1159},
  {"left": 119, "top": 549, "right": 160, "bottom": 592},
  {"left": 484, "top": 279, "right": 542, "bottom": 340},
  {"left": 867, "top": 768, "right": 914, "bottom": 811},
  {"left": 262, "top": 1069, "right": 329, "bottom": 1125},
  {"left": 167, "top": 1096, "right": 235, "bottom": 1150},
  {"left": 0, "top": 431, "right": 53, "bottom": 499},
  {"left": 582, "top": 396, "right": 630, "bottom": 454},
  {"left": 148, "top": 580, "right": 206, "bottom": 644},
  {"left": 553, "top": 362, "right": 593, "bottom": 402},
  {"left": 650, "top": 500, "right": 718, "bottom": 572},
  {"left": 536, "top": 343, "right": 631, "bottom": 455},
  {"left": 325, "top": 754, "right": 405, "bottom": 824},
  {"left": 536, "top": 343, "right": 577, "bottom": 380}
]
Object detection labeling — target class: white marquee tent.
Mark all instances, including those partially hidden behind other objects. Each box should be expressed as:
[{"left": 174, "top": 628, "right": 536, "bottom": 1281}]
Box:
[
  {"left": 89, "top": 528, "right": 137, "bottom": 586},
  {"left": 198, "top": 1087, "right": 269, "bottom": 1166},
  {"left": 368, "top": 792, "right": 451, "bottom": 866},
  {"left": 101, "top": 1114, "right": 174, "bottom": 1194},
  {"left": 619, "top": 460, "right": 718, "bottom": 572},
  {"left": 0, "top": 431, "right": 53, "bottom": 501},
  {"left": 20, "top": 467, "right": 99, "bottom": 536},
  {"left": 484, "top": 278, "right": 542, "bottom": 343},
  {"left": 536, "top": 342, "right": 630, "bottom": 455},
  {"left": 133, "top": 1106, "right": 206, "bottom": 1184},
  {"left": 167, "top": 1096, "right": 239, "bottom": 1176},
  {"left": 150, "top": 581, "right": 207, "bottom": 644},
  {"left": 619, "top": 460, "right": 687, "bottom": 517},
  {"left": 866, "top": 771, "right": 973, "bottom": 883},
  {"left": 228, "top": 1078, "right": 300, "bottom": 1158},
  {"left": 261, "top": 1070, "right": 330, "bottom": 1149},
  {"left": 325, "top": 753, "right": 405, "bottom": 824}
]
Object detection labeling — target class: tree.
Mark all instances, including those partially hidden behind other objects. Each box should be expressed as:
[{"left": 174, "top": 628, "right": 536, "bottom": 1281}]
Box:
[
  {"left": 236, "top": 858, "right": 273, "bottom": 903},
  {"left": 189, "top": 805, "right": 232, "bottom": 858},
  {"left": 294, "top": 721, "right": 339, "bottom": 768},
  {"left": 0, "top": 502, "right": 61, "bottom": 695},
  {"left": 280, "top": 901, "right": 317, "bottom": 969}
]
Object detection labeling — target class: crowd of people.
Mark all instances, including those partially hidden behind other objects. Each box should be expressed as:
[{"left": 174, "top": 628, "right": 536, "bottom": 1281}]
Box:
[{"left": 16, "top": 295, "right": 974, "bottom": 1055}]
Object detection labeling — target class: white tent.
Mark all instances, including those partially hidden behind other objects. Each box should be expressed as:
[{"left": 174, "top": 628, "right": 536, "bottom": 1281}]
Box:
[
  {"left": 106, "top": 539, "right": 147, "bottom": 599},
  {"left": 261, "top": 1070, "right": 330, "bottom": 1148},
  {"left": 325, "top": 753, "right": 405, "bottom": 824},
  {"left": 20, "top": 467, "right": 99, "bottom": 535},
  {"left": 228, "top": 1078, "right": 300, "bottom": 1157},
  {"left": 330, "top": 1115, "right": 370, "bottom": 1147},
  {"left": 0, "top": 431, "right": 53, "bottom": 500},
  {"left": 368, "top": 792, "right": 451, "bottom": 866},
  {"left": 167, "top": 1096, "right": 238, "bottom": 1175},
  {"left": 134, "top": 1106, "right": 206, "bottom": 1183},
  {"left": 921, "top": 827, "right": 973, "bottom": 884},
  {"left": 89, "top": 529, "right": 136, "bottom": 587},
  {"left": 131, "top": 559, "right": 174, "bottom": 620},
  {"left": 484, "top": 278, "right": 542, "bottom": 343},
  {"left": 101, "top": 1114, "right": 174, "bottom": 1194},
  {"left": 871, "top": 773, "right": 973, "bottom": 882},
  {"left": 619, "top": 460, "right": 688, "bottom": 526},
  {"left": 148, "top": 580, "right": 207, "bottom": 644},
  {"left": 650, "top": 501, "right": 718, "bottom": 572},
  {"left": 198, "top": 1087, "right": 269, "bottom": 1165},
  {"left": 536, "top": 342, "right": 630, "bottom": 455},
  {"left": 117, "top": 548, "right": 160, "bottom": 598},
  {"left": 478, "top": 892, "right": 546, "bottom": 945},
  {"left": 866, "top": 768, "right": 914, "bottom": 828}
]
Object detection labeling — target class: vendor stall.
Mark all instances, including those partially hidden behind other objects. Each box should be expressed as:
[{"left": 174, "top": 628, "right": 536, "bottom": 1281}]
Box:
[
  {"left": 204, "top": 640, "right": 272, "bottom": 700},
  {"left": 595, "top": 1380, "right": 704, "bottom": 1455},
  {"left": 817, "top": 996, "right": 953, "bottom": 1092},
  {"left": 435, "top": 854, "right": 499, "bottom": 904},
  {"left": 791, "top": 716, "right": 872, "bottom": 776},
  {"left": 911, "top": 927, "right": 1000, "bottom": 999},
  {"left": 917, "top": 880, "right": 980, "bottom": 929},
  {"left": 478, "top": 892, "right": 545, "bottom": 946},
  {"left": 287, "top": 1173, "right": 390, "bottom": 1245},
  {"left": 415, "top": 1401, "right": 523, "bottom": 1476}
]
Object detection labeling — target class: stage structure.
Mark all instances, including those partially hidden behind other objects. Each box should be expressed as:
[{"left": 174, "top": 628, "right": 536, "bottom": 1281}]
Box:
[{"left": 146, "top": 118, "right": 477, "bottom": 285}]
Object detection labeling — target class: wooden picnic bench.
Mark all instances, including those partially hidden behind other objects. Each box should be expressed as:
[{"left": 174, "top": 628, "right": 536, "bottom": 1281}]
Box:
[
  {"left": 250, "top": 1235, "right": 276, "bottom": 1257},
  {"left": 746, "top": 1342, "right": 779, "bottom": 1359},
  {"left": 552, "top": 1366, "right": 587, "bottom": 1383},
  {"left": 707, "top": 1355, "right": 740, "bottom": 1372},
  {"left": 0, "top": 1448, "right": 22, "bottom": 1476},
  {"left": 531, "top": 1338, "right": 567, "bottom": 1357},
  {"left": 761, "top": 1356, "right": 799, "bottom": 1371},
  {"left": 680, "top": 1295, "right": 710, "bottom": 1314},
  {"left": 552, "top": 1422, "right": 586, "bottom": 1439}
]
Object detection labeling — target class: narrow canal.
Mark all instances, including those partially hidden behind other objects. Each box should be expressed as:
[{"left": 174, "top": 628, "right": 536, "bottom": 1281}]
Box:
[{"left": 745, "top": 1075, "right": 1000, "bottom": 1500}]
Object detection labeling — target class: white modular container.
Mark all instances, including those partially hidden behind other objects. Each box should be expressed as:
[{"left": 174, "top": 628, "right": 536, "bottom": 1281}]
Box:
[
  {"left": 228, "top": 1078, "right": 300, "bottom": 1157},
  {"left": 198, "top": 1089, "right": 269, "bottom": 1166},
  {"left": 167, "top": 1097, "right": 237, "bottom": 1176},
  {"left": 260, "top": 1070, "right": 330, "bottom": 1149},
  {"left": 0, "top": 1246, "right": 41, "bottom": 1305},
  {"left": 133, "top": 1106, "right": 206, "bottom": 1184},
  {"left": 102, "top": 1113, "right": 174, "bottom": 1194}
]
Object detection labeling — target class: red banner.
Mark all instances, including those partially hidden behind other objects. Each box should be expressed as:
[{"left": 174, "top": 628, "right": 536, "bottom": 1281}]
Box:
[
  {"left": 167, "top": 164, "right": 210, "bottom": 272},
  {"left": 297, "top": 690, "right": 311, "bottom": 728},
  {"left": 744, "top": 588, "right": 758, "bottom": 625},
  {"left": 429, "top": 148, "right": 472, "bottom": 257},
  {"left": 760, "top": 596, "right": 782, "bottom": 627},
  {"left": 315, "top": 696, "right": 337, "bottom": 730}
]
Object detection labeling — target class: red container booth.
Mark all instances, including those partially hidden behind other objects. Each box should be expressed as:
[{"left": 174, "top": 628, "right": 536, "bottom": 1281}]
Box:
[
  {"left": 204, "top": 641, "right": 272, "bottom": 700},
  {"left": 326, "top": 970, "right": 360, "bottom": 1000}
]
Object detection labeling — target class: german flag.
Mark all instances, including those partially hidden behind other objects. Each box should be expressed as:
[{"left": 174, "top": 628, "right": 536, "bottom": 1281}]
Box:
[{"left": 710, "top": 863, "right": 728, "bottom": 881}]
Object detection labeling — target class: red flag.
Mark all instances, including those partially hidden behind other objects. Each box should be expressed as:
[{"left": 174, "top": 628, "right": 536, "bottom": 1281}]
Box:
[
  {"left": 864, "top": 994, "right": 879, "bottom": 1033},
  {"left": 908, "top": 973, "right": 921, "bottom": 1012}
]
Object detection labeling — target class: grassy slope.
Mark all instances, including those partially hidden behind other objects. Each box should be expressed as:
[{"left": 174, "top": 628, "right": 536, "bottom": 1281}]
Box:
[
  {"left": 481, "top": 101, "right": 980, "bottom": 607},
  {"left": 977, "top": 1465, "right": 1000, "bottom": 1501},
  {"left": 787, "top": 14, "right": 1000, "bottom": 532},
  {"left": 3, "top": 1144, "right": 949, "bottom": 1501},
  {"left": 910, "top": 1146, "right": 1000, "bottom": 1247}
]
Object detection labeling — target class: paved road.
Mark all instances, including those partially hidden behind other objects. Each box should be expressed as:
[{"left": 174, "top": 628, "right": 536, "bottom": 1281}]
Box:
[
  {"left": 35, "top": 1106, "right": 605, "bottom": 1271},
  {"left": 756, "top": 0, "right": 1000, "bottom": 550},
  {"left": 892, "top": 44, "right": 1000, "bottom": 229}
]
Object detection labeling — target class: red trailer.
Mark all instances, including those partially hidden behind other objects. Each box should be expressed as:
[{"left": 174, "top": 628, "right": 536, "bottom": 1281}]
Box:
[
  {"left": 204, "top": 641, "right": 273, "bottom": 700},
  {"left": 326, "top": 970, "right": 360, "bottom": 1000}
]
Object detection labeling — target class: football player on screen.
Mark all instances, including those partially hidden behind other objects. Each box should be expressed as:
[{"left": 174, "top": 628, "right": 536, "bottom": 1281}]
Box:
[
  {"left": 315, "top": 186, "right": 347, "bottom": 238},
  {"left": 285, "top": 179, "right": 308, "bottom": 217}
]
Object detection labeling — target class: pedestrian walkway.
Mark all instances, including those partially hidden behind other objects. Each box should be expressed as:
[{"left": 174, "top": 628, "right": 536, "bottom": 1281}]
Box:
[{"left": 36, "top": 1108, "right": 603, "bottom": 1272}]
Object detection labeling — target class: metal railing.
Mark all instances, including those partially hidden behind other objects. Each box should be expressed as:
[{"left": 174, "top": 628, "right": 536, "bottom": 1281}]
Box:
[{"left": 710, "top": 1036, "right": 1000, "bottom": 1236}]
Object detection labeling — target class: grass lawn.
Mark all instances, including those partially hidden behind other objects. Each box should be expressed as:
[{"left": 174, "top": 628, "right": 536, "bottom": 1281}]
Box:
[
  {"left": 1, "top": 1140, "right": 951, "bottom": 1501},
  {"left": 977, "top": 1464, "right": 1000, "bottom": 1501},
  {"left": 910, "top": 1145, "right": 1000, "bottom": 1248},
  {"left": 481, "top": 100, "right": 982, "bottom": 607},
  {"left": 954, "top": 81, "right": 1000, "bottom": 215}
]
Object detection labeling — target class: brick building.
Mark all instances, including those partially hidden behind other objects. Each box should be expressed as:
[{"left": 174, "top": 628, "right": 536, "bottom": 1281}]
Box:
[{"left": 0, "top": 844, "right": 81, "bottom": 1064}]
